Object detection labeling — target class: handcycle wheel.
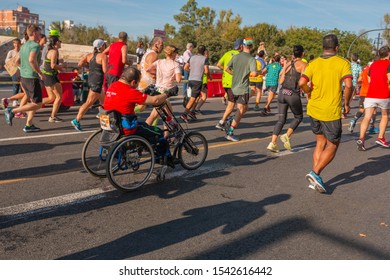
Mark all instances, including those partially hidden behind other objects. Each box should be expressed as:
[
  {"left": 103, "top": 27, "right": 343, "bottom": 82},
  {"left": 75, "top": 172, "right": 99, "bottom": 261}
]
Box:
[
  {"left": 178, "top": 131, "right": 208, "bottom": 170},
  {"left": 106, "top": 136, "right": 155, "bottom": 192},
  {"left": 82, "top": 129, "right": 108, "bottom": 178}
]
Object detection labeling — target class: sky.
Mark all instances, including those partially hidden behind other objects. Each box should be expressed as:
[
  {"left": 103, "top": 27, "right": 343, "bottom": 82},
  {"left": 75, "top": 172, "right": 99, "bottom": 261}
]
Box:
[{"left": 4, "top": 0, "right": 389, "bottom": 41}]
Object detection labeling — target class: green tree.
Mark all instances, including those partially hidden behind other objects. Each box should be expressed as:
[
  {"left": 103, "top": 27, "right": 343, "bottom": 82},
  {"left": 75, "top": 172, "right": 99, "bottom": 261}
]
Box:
[{"left": 383, "top": 13, "right": 390, "bottom": 44}]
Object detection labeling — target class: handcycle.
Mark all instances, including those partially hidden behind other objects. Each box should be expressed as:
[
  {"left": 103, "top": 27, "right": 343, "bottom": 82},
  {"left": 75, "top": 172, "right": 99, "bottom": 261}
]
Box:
[{"left": 81, "top": 85, "right": 208, "bottom": 192}]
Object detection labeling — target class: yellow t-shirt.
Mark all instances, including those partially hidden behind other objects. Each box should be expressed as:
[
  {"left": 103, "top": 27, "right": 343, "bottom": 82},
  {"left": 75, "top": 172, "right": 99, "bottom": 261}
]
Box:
[
  {"left": 302, "top": 55, "right": 352, "bottom": 121},
  {"left": 218, "top": 50, "right": 239, "bottom": 88},
  {"left": 249, "top": 58, "right": 264, "bottom": 83}
]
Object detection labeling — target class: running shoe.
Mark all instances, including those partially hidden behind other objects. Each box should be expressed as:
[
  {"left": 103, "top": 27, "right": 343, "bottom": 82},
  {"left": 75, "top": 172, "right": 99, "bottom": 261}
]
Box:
[
  {"left": 280, "top": 133, "right": 292, "bottom": 150},
  {"left": 375, "top": 138, "right": 390, "bottom": 148},
  {"left": 180, "top": 114, "right": 189, "bottom": 123},
  {"left": 305, "top": 171, "right": 327, "bottom": 193},
  {"left": 348, "top": 119, "right": 356, "bottom": 133},
  {"left": 14, "top": 112, "right": 27, "bottom": 119},
  {"left": 259, "top": 108, "right": 270, "bottom": 116},
  {"left": 12, "top": 100, "right": 19, "bottom": 107},
  {"left": 225, "top": 133, "right": 239, "bottom": 142},
  {"left": 188, "top": 111, "right": 197, "bottom": 120},
  {"left": 23, "top": 124, "right": 40, "bottom": 133},
  {"left": 95, "top": 113, "right": 100, "bottom": 119},
  {"left": 215, "top": 121, "right": 225, "bottom": 130},
  {"left": 267, "top": 142, "right": 279, "bottom": 153},
  {"left": 368, "top": 127, "right": 379, "bottom": 134},
  {"left": 1, "top": 98, "right": 9, "bottom": 109},
  {"left": 308, "top": 184, "right": 315, "bottom": 190},
  {"left": 356, "top": 139, "right": 366, "bottom": 151},
  {"left": 4, "top": 107, "right": 14, "bottom": 126},
  {"left": 71, "top": 118, "right": 82, "bottom": 131},
  {"left": 49, "top": 116, "right": 63, "bottom": 123},
  {"left": 254, "top": 105, "right": 261, "bottom": 111}
]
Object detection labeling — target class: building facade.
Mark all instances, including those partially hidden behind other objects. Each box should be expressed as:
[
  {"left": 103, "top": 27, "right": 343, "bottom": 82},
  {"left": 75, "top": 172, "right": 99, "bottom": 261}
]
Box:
[{"left": 0, "top": 6, "right": 45, "bottom": 35}]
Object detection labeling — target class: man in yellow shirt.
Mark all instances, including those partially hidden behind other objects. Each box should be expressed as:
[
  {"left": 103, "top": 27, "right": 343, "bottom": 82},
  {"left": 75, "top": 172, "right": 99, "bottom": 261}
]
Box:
[{"left": 299, "top": 34, "right": 352, "bottom": 193}]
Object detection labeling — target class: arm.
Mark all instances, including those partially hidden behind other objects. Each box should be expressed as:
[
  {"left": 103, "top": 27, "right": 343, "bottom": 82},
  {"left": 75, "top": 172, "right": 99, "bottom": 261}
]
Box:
[
  {"left": 78, "top": 53, "right": 89, "bottom": 67},
  {"left": 143, "top": 93, "right": 169, "bottom": 107},
  {"left": 216, "top": 61, "right": 224, "bottom": 71},
  {"left": 101, "top": 53, "right": 108, "bottom": 73},
  {"left": 298, "top": 76, "right": 312, "bottom": 95},
  {"left": 49, "top": 50, "right": 63, "bottom": 72},
  {"left": 343, "top": 77, "right": 353, "bottom": 114},
  {"left": 204, "top": 65, "right": 212, "bottom": 80},
  {"left": 183, "top": 62, "right": 190, "bottom": 73},
  {"left": 146, "top": 61, "right": 157, "bottom": 74},
  {"left": 102, "top": 45, "right": 110, "bottom": 55},
  {"left": 29, "top": 51, "right": 44, "bottom": 80},
  {"left": 121, "top": 45, "right": 129, "bottom": 65},
  {"left": 225, "top": 66, "right": 233, "bottom": 75}
]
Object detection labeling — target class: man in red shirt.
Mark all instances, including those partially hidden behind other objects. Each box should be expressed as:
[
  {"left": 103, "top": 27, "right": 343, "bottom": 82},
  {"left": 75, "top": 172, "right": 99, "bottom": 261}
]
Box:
[
  {"left": 104, "top": 66, "right": 171, "bottom": 138},
  {"left": 357, "top": 46, "right": 390, "bottom": 150},
  {"left": 104, "top": 31, "right": 130, "bottom": 88}
]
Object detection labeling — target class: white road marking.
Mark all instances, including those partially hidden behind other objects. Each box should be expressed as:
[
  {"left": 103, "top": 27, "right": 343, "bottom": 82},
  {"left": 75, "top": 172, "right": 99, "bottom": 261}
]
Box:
[{"left": 0, "top": 130, "right": 97, "bottom": 142}]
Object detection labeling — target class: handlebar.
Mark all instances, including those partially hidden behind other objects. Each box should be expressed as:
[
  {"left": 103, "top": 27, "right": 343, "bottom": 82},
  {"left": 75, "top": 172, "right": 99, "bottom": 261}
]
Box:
[{"left": 143, "top": 84, "right": 179, "bottom": 97}]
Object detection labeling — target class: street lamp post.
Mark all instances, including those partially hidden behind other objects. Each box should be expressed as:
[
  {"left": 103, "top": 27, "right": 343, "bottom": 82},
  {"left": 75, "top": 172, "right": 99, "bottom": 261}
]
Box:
[
  {"left": 346, "top": 28, "right": 387, "bottom": 59},
  {"left": 374, "top": 33, "right": 383, "bottom": 55}
]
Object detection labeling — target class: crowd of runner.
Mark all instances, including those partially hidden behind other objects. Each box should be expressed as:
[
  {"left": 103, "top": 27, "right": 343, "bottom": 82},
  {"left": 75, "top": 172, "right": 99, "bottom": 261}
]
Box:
[{"left": 2, "top": 23, "right": 390, "bottom": 193}]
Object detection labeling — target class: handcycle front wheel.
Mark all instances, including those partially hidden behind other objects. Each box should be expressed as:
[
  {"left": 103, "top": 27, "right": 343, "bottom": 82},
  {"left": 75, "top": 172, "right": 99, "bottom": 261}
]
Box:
[
  {"left": 106, "top": 135, "right": 155, "bottom": 192},
  {"left": 82, "top": 129, "right": 108, "bottom": 178},
  {"left": 178, "top": 131, "right": 208, "bottom": 170}
]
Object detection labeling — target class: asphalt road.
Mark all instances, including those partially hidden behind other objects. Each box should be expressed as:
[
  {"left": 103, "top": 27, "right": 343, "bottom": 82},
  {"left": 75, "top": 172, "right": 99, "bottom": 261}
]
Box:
[{"left": 0, "top": 86, "right": 389, "bottom": 260}]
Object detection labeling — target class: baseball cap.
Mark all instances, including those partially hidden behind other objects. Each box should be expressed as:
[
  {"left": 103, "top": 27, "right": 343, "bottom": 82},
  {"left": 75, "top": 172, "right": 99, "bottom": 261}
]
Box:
[
  {"left": 243, "top": 38, "right": 254, "bottom": 47},
  {"left": 93, "top": 39, "right": 105, "bottom": 49},
  {"left": 234, "top": 39, "right": 243, "bottom": 50},
  {"left": 49, "top": 29, "right": 60, "bottom": 37}
]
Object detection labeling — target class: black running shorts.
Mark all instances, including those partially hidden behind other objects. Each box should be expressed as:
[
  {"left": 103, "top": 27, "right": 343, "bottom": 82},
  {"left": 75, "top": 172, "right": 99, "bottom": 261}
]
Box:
[
  {"left": 310, "top": 117, "right": 342, "bottom": 143},
  {"left": 20, "top": 77, "right": 42, "bottom": 103}
]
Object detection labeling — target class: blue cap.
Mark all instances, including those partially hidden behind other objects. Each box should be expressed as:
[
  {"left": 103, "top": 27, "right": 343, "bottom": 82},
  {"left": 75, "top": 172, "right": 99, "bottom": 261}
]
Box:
[{"left": 234, "top": 39, "right": 243, "bottom": 50}]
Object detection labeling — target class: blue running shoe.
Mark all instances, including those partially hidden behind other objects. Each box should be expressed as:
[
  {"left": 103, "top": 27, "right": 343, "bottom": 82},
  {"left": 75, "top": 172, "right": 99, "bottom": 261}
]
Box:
[
  {"left": 368, "top": 127, "right": 379, "bottom": 134},
  {"left": 71, "top": 118, "right": 82, "bottom": 131},
  {"left": 4, "top": 107, "right": 14, "bottom": 126},
  {"left": 305, "top": 171, "right": 327, "bottom": 193}
]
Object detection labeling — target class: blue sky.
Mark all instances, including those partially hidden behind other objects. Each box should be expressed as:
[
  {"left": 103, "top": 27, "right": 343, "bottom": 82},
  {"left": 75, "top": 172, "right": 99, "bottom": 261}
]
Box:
[{"left": 6, "top": 0, "right": 389, "bottom": 40}]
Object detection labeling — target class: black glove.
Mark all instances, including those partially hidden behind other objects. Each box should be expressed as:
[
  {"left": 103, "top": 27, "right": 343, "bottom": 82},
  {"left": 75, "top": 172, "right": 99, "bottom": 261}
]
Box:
[
  {"left": 164, "top": 85, "right": 179, "bottom": 97},
  {"left": 143, "top": 84, "right": 158, "bottom": 96}
]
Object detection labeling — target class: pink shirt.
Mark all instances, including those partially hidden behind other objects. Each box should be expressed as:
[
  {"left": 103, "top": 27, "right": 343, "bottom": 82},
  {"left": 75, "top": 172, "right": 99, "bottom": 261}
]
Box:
[{"left": 152, "top": 59, "right": 181, "bottom": 90}]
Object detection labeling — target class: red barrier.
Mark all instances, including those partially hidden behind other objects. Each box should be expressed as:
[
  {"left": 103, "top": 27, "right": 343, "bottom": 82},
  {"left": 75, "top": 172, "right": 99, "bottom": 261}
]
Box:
[
  {"left": 207, "top": 73, "right": 225, "bottom": 98},
  {"left": 41, "top": 72, "right": 77, "bottom": 106}
]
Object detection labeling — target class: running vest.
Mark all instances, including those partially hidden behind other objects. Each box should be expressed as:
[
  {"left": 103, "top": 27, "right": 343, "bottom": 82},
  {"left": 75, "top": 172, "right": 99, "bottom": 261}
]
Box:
[
  {"left": 281, "top": 60, "right": 301, "bottom": 94},
  {"left": 88, "top": 52, "right": 104, "bottom": 86},
  {"left": 42, "top": 50, "right": 59, "bottom": 76},
  {"left": 107, "top": 41, "right": 126, "bottom": 77},
  {"left": 139, "top": 49, "right": 157, "bottom": 90}
]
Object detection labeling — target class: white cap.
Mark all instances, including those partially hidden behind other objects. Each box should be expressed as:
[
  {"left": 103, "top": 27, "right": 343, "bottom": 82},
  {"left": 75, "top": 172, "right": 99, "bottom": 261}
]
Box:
[{"left": 93, "top": 39, "right": 105, "bottom": 49}]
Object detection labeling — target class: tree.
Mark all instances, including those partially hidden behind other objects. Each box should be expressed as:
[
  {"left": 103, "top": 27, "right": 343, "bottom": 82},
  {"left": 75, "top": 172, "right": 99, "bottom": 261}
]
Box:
[{"left": 383, "top": 13, "right": 390, "bottom": 44}]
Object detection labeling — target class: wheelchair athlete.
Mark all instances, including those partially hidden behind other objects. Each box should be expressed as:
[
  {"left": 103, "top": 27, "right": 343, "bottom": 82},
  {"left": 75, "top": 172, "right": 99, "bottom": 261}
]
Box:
[{"left": 103, "top": 66, "right": 176, "bottom": 166}]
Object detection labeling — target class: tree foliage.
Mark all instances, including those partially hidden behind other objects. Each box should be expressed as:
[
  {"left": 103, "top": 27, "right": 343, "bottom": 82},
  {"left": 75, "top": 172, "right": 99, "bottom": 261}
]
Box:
[{"left": 47, "top": 0, "right": 381, "bottom": 66}]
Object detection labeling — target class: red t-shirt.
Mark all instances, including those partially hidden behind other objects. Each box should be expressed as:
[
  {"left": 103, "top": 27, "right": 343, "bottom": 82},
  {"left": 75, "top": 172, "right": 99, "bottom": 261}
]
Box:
[
  {"left": 107, "top": 41, "right": 126, "bottom": 77},
  {"left": 103, "top": 81, "right": 147, "bottom": 134},
  {"left": 367, "top": 59, "right": 390, "bottom": 99}
]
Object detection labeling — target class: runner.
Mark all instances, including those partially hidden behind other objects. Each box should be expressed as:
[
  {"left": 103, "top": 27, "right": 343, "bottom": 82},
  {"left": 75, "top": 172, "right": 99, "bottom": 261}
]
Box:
[
  {"left": 4, "top": 24, "right": 45, "bottom": 132},
  {"left": 348, "top": 60, "right": 379, "bottom": 134},
  {"left": 250, "top": 50, "right": 266, "bottom": 111},
  {"left": 261, "top": 55, "right": 282, "bottom": 116},
  {"left": 41, "top": 35, "right": 65, "bottom": 122},
  {"left": 267, "top": 45, "right": 307, "bottom": 152},
  {"left": 299, "top": 34, "right": 352, "bottom": 193},
  {"left": 215, "top": 39, "right": 242, "bottom": 130},
  {"left": 223, "top": 38, "right": 257, "bottom": 142},
  {"left": 104, "top": 31, "right": 129, "bottom": 88},
  {"left": 71, "top": 39, "right": 107, "bottom": 131},
  {"left": 180, "top": 45, "right": 210, "bottom": 123},
  {"left": 356, "top": 46, "right": 390, "bottom": 151}
]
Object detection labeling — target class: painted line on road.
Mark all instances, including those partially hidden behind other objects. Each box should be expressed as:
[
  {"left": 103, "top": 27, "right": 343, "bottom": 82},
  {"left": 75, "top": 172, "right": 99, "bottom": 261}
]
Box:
[{"left": 0, "top": 130, "right": 96, "bottom": 142}]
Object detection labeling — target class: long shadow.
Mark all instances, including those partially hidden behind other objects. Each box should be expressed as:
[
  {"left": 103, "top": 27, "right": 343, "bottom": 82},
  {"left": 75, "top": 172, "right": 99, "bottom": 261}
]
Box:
[
  {"left": 58, "top": 194, "right": 291, "bottom": 260},
  {"left": 0, "top": 141, "right": 83, "bottom": 157},
  {"left": 188, "top": 217, "right": 390, "bottom": 260},
  {"left": 326, "top": 154, "right": 390, "bottom": 194},
  {"left": 0, "top": 157, "right": 83, "bottom": 181}
]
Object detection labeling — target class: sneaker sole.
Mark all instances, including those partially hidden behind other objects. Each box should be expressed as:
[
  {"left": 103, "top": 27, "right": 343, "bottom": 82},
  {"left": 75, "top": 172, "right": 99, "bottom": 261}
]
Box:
[
  {"left": 267, "top": 147, "right": 279, "bottom": 153},
  {"left": 356, "top": 141, "right": 366, "bottom": 151},
  {"left": 305, "top": 173, "right": 326, "bottom": 193}
]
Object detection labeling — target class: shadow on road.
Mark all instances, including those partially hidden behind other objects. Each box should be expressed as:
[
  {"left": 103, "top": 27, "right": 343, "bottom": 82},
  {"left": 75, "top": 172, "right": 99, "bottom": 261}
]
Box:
[{"left": 57, "top": 194, "right": 291, "bottom": 259}]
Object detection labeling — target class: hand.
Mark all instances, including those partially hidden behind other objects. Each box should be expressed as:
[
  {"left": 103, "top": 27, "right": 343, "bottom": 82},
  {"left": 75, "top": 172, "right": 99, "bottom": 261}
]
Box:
[{"left": 343, "top": 104, "right": 350, "bottom": 115}]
